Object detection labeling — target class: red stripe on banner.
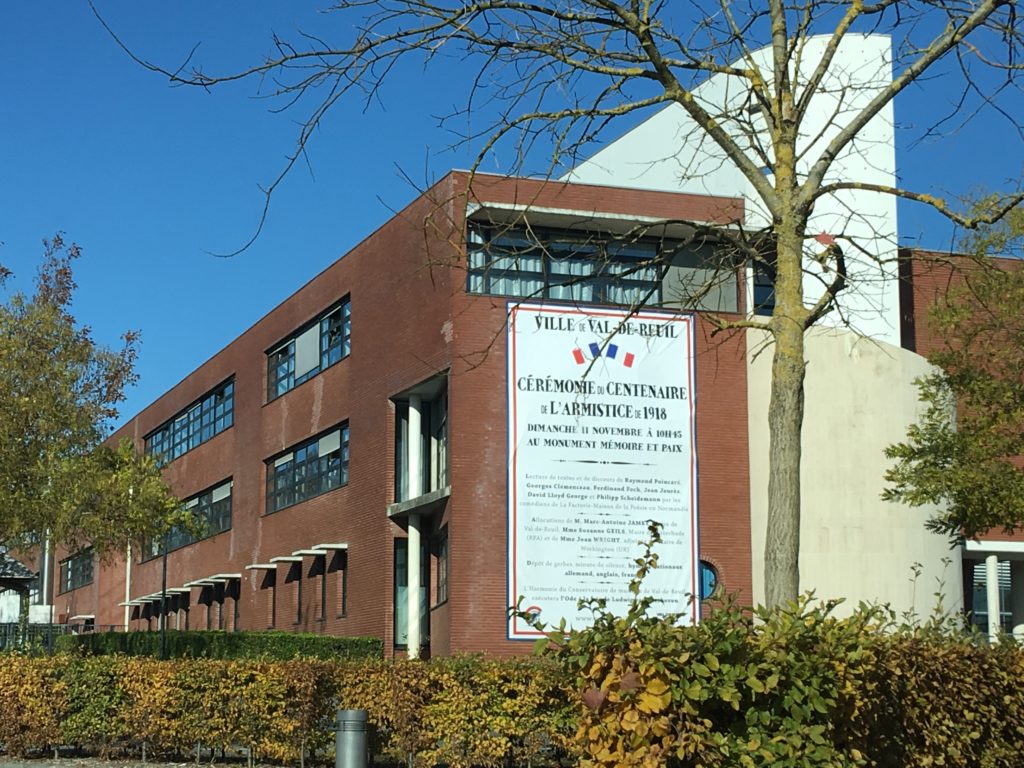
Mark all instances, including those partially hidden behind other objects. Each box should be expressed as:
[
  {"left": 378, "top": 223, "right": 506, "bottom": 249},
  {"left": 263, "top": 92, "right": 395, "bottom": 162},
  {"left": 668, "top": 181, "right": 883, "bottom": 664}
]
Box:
[
  {"left": 623, "top": 352, "right": 635, "bottom": 368},
  {"left": 572, "top": 348, "right": 585, "bottom": 364}
]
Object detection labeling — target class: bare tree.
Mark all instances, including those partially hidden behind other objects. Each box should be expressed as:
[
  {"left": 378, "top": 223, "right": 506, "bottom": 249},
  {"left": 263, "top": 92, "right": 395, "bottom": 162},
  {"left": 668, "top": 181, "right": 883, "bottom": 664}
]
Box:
[{"left": 95, "top": 0, "right": 1023, "bottom": 606}]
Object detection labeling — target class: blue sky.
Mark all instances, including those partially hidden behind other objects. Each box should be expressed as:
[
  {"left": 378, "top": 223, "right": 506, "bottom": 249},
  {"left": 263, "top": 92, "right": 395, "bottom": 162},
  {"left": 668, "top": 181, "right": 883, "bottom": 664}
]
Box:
[{"left": 1, "top": 3, "right": 1019, "bottom": 428}]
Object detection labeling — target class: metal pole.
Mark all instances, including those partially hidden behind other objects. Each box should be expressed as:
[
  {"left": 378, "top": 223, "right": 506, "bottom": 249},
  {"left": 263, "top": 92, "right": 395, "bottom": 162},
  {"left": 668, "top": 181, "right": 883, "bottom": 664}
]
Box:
[
  {"left": 335, "top": 709, "right": 368, "bottom": 768},
  {"left": 159, "top": 532, "right": 168, "bottom": 660}
]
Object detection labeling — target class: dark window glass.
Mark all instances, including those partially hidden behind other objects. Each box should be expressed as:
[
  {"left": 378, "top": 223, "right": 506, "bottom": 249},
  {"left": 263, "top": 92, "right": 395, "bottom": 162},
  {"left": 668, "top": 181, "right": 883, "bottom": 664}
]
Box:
[
  {"left": 59, "top": 549, "right": 94, "bottom": 594},
  {"left": 143, "top": 481, "right": 233, "bottom": 560},
  {"left": 752, "top": 265, "right": 776, "bottom": 316},
  {"left": 436, "top": 528, "right": 449, "bottom": 605},
  {"left": 144, "top": 380, "right": 234, "bottom": 463},
  {"left": 393, "top": 538, "right": 429, "bottom": 648},
  {"left": 699, "top": 561, "right": 719, "bottom": 601},
  {"left": 268, "top": 299, "right": 351, "bottom": 399},
  {"left": 266, "top": 425, "right": 349, "bottom": 513},
  {"left": 467, "top": 225, "right": 662, "bottom": 306}
]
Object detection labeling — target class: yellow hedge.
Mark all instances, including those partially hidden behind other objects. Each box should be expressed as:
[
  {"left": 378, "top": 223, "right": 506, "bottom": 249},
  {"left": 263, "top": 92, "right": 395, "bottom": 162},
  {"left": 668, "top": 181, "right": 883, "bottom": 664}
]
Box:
[{"left": 0, "top": 654, "right": 571, "bottom": 766}]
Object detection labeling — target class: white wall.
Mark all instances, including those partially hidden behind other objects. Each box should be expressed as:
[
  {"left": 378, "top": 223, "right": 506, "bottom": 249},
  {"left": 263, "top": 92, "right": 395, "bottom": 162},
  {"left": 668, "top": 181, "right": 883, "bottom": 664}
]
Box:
[
  {"left": 565, "top": 34, "right": 901, "bottom": 345},
  {"left": 746, "top": 327, "right": 963, "bottom": 617}
]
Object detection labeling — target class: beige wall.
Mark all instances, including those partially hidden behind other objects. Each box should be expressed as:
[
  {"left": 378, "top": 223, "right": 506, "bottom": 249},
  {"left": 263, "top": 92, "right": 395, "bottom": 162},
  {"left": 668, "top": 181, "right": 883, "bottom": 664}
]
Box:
[{"left": 747, "top": 328, "right": 962, "bottom": 618}]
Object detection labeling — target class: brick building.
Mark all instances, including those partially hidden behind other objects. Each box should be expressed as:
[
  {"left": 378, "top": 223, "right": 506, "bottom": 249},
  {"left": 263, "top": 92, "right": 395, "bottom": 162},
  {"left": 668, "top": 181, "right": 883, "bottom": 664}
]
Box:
[
  {"left": 36, "top": 174, "right": 1024, "bottom": 652},
  {"left": 51, "top": 173, "right": 761, "bottom": 656}
]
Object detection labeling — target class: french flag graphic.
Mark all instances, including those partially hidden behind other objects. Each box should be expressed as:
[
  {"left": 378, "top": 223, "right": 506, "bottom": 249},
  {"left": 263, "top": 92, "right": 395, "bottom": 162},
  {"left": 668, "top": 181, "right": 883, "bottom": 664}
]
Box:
[{"left": 572, "top": 342, "right": 635, "bottom": 367}]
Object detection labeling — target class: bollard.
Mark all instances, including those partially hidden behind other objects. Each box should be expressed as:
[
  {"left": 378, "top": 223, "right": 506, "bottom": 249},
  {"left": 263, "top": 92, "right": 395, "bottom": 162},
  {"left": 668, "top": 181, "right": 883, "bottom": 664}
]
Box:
[{"left": 335, "top": 708, "right": 368, "bottom": 768}]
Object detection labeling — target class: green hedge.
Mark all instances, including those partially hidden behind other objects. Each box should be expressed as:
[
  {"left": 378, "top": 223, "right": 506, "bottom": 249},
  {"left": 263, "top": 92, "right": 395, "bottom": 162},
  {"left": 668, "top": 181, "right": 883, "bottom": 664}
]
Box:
[
  {"left": 0, "top": 655, "right": 571, "bottom": 766},
  {"left": 4, "top": 617, "right": 1024, "bottom": 767},
  {"left": 54, "top": 629, "right": 382, "bottom": 660}
]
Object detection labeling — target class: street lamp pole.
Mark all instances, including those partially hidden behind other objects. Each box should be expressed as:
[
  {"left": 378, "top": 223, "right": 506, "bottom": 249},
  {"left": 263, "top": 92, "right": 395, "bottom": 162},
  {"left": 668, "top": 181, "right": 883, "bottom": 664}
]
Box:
[{"left": 159, "top": 531, "right": 168, "bottom": 660}]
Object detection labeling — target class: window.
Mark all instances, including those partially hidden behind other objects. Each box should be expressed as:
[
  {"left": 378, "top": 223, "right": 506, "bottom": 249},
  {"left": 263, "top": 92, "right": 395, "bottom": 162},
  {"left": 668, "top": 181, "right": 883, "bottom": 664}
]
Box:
[
  {"left": 436, "top": 528, "right": 449, "bottom": 605},
  {"left": 268, "top": 300, "right": 351, "bottom": 399},
  {"left": 328, "top": 550, "right": 348, "bottom": 618},
  {"left": 59, "top": 549, "right": 94, "bottom": 594},
  {"left": 970, "top": 560, "right": 1012, "bottom": 633},
  {"left": 393, "top": 538, "right": 429, "bottom": 648},
  {"left": 266, "top": 425, "right": 349, "bottom": 513},
  {"left": 394, "top": 382, "right": 448, "bottom": 503},
  {"left": 699, "top": 561, "right": 719, "bottom": 601},
  {"left": 144, "top": 379, "right": 234, "bottom": 463},
  {"left": 752, "top": 264, "right": 776, "bottom": 316},
  {"left": 143, "top": 480, "right": 233, "bottom": 560},
  {"left": 467, "top": 225, "right": 663, "bottom": 306}
]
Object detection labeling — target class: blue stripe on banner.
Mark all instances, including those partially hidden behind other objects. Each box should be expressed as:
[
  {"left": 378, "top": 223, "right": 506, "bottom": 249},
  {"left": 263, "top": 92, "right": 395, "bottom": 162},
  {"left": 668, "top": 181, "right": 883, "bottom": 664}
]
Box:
[
  {"left": 589, "top": 342, "right": 601, "bottom": 357},
  {"left": 606, "top": 343, "right": 618, "bottom": 359}
]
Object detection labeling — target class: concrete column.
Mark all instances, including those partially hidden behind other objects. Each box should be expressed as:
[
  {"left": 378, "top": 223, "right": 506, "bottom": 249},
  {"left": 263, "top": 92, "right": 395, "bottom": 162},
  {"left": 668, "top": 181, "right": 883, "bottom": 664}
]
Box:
[
  {"left": 986, "top": 554, "right": 1001, "bottom": 644},
  {"left": 1010, "top": 560, "right": 1024, "bottom": 640},
  {"left": 407, "top": 395, "right": 423, "bottom": 659}
]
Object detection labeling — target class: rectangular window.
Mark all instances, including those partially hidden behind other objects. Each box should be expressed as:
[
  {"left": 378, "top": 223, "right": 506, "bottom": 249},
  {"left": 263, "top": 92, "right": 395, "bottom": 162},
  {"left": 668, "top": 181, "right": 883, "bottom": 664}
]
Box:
[
  {"left": 752, "top": 264, "right": 776, "bottom": 316},
  {"left": 393, "top": 538, "right": 429, "bottom": 648},
  {"left": 143, "top": 480, "right": 233, "bottom": 560},
  {"left": 59, "top": 549, "right": 93, "bottom": 594},
  {"left": 329, "top": 550, "right": 348, "bottom": 618},
  {"left": 268, "top": 299, "right": 351, "bottom": 399},
  {"left": 394, "top": 382, "right": 448, "bottom": 503},
  {"left": 266, "top": 425, "right": 349, "bottom": 514},
  {"left": 144, "top": 379, "right": 234, "bottom": 464},
  {"left": 467, "top": 225, "right": 662, "bottom": 306},
  {"left": 436, "top": 528, "right": 449, "bottom": 606}
]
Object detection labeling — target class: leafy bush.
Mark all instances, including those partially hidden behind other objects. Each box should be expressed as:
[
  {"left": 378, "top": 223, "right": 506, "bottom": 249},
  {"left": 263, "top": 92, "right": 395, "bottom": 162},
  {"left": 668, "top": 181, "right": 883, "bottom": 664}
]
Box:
[
  {"left": 3, "top": 530, "right": 1024, "bottom": 767},
  {"left": 0, "top": 654, "right": 569, "bottom": 765},
  {"left": 54, "top": 629, "right": 382, "bottom": 660},
  {"left": 523, "top": 523, "right": 1024, "bottom": 768}
]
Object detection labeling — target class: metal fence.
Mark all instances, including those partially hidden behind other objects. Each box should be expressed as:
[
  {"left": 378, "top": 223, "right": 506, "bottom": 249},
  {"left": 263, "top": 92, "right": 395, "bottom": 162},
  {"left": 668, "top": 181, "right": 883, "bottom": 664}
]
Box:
[{"left": 0, "top": 622, "right": 122, "bottom": 653}]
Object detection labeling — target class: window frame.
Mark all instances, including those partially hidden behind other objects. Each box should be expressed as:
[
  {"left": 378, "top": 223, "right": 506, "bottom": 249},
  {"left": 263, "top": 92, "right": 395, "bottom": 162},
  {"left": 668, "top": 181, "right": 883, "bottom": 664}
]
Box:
[
  {"left": 267, "top": 298, "right": 351, "bottom": 400},
  {"left": 265, "top": 424, "right": 350, "bottom": 514},
  {"left": 435, "top": 527, "right": 449, "bottom": 607},
  {"left": 58, "top": 549, "right": 94, "bottom": 594},
  {"left": 142, "top": 479, "right": 233, "bottom": 562},
  {"left": 143, "top": 378, "right": 235, "bottom": 464},
  {"left": 466, "top": 224, "right": 664, "bottom": 306}
]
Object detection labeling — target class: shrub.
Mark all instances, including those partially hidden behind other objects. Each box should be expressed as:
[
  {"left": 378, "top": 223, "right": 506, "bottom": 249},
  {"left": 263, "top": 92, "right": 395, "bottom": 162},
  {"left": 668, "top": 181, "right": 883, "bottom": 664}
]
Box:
[
  {"left": 54, "top": 629, "right": 382, "bottom": 660},
  {"left": 524, "top": 524, "right": 1024, "bottom": 768}
]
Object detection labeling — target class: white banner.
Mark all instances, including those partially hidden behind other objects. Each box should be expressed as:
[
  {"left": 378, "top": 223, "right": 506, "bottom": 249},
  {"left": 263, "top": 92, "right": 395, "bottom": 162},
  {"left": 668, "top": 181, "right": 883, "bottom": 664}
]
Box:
[{"left": 507, "top": 303, "right": 699, "bottom": 639}]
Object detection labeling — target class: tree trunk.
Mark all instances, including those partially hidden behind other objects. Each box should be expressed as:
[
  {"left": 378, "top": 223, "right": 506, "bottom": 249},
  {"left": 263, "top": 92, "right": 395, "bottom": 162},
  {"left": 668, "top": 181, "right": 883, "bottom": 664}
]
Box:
[
  {"left": 763, "top": 200, "right": 808, "bottom": 608},
  {"left": 764, "top": 318, "right": 805, "bottom": 607},
  {"left": 17, "top": 588, "right": 30, "bottom": 645}
]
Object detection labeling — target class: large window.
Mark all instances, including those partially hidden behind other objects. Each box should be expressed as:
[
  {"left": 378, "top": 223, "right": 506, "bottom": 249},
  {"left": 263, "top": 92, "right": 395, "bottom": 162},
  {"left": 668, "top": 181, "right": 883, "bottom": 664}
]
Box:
[
  {"left": 467, "top": 225, "right": 662, "bottom": 306},
  {"left": 145, "top": 380, "right": 234, "bottom": 463},
  {"left": 266, "top": 425, "right": 349, "bottom": 513},
  {"left": 59, "top": 549, "right": 93, "bottom": 594},
  {"left": 268, "top": 300, "right": 351, "bottom": 399},
  {"left": 394, "top": 538, "right": 429, "bottom": 648},
  {"left": 394, "top": 382, "right": 448, "bottom": 503},
  {"left": 143, "top": 480, "right": 233, "bottom": 560}
]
